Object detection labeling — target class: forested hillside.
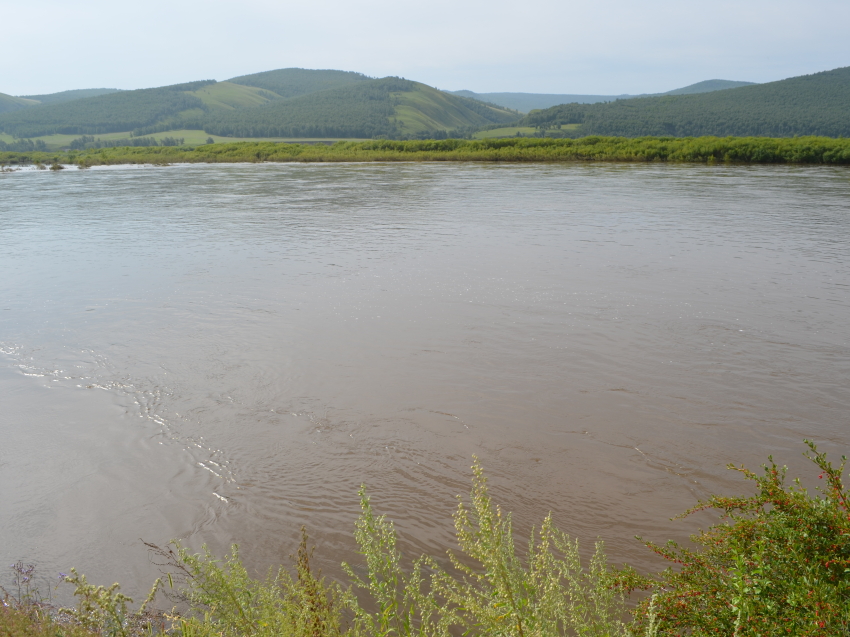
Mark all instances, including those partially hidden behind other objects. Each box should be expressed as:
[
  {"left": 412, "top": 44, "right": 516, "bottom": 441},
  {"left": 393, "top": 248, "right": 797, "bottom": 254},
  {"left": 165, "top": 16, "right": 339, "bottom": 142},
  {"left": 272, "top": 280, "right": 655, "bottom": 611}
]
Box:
[
  {"left": 21, "top": 88, "right": 121, "bottom": 104},
  {"left": 520, "top": 67, "right": 850, "bottom": 137},
  {"left": 0, "top": 81, "right": 215, "bottom": 137},
  {"left": 4, "top": 66, "right": 842, "bottom": 142},
  {"left": 0, "top": 70, "right": 514, "bottom": 141},
  {"left": 0, "top": 92, "right": 38, "bottom": 114},
  {"left": 203, "top": 78, "right": 517, "bottom": 139},
  {"left": 228, "top": 68, "right": 370, "bottom": 98}
]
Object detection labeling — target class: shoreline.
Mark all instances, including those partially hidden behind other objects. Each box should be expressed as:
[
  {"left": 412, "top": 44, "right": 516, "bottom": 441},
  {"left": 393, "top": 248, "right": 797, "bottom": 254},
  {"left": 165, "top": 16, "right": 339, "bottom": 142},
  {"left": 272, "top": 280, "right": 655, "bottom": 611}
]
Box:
[{"left": 2, "top": 136, "right": 850, "bottom": 168}]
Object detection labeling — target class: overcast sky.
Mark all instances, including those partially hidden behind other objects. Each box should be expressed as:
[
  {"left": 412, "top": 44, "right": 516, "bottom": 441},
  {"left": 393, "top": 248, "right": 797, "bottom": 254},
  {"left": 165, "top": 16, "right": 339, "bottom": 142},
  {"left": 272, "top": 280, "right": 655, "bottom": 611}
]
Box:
[{"left": 3, "top": 0, "right": 849, "bottom": 96}]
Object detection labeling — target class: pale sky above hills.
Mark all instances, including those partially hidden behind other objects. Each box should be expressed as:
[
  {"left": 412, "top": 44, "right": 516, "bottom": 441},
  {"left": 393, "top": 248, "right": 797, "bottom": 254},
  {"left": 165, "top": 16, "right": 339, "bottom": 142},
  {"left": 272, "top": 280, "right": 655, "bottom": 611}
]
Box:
[{"left": 3, "top": 0, "right": 849, "bottom": 96}]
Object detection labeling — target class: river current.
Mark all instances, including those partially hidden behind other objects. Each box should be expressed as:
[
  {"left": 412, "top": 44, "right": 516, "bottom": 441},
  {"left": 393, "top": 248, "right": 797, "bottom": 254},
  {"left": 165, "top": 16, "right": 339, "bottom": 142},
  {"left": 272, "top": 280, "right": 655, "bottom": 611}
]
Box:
[{"left": 1, "top": 162, "right": 848, "bottom": 598}]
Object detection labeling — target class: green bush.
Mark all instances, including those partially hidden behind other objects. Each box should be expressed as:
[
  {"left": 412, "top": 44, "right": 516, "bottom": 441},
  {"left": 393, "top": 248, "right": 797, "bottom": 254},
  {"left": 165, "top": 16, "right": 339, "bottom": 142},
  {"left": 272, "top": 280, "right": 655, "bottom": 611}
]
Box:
[{"left": 627, "top": 441, "right": 850, "bottom": 636}]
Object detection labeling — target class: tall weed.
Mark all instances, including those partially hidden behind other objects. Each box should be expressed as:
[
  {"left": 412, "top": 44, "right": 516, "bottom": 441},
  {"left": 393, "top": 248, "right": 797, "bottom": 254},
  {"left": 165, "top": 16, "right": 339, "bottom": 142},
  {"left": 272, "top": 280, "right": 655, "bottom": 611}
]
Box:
[
  {"left": 343, "top": 458, "right": 629, "bottom": 637},
  {"left": 60, "top": 569, "right": 162, "bottom": 637},
  {"left": 157, "top": 529, "right": 342, "bottom": 637}
]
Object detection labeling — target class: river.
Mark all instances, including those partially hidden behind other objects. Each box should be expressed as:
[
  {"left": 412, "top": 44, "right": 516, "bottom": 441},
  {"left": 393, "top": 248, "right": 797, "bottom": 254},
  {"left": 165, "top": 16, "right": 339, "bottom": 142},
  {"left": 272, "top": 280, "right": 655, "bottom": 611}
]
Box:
[{"left": 1, "top": 162, "right": 848, "bottom": 599}]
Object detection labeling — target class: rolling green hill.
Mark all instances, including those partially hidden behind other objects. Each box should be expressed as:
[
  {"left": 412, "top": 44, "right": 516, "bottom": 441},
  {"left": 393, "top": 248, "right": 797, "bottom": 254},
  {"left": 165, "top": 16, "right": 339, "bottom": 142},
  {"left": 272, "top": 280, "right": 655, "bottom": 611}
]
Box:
[
  {"left": 0, "top": 92, "right": 39, "bottom": 114},
  {"left": 228, "top": 68, "right": 370, "bottom": 98},
  {"left": 6, "top": 66, "right": 839, "bottom": 143},
  {"left": 202, "top": 77, "right": 518, "bottom": 139},
  {"left": 0, "top": 69, "right": 514, "bottom": 141},
  {"left": 451, "top": 80, "right": 755, "bottom": 112},
  {"left": 20, "top": 88, "right": 121, "bottom": 105},
  {"left": 0, "top": 80, "right": 216, "bottom": 137},
  {"left": 520, "top": 67, "right": 850, "bottom": 137}
]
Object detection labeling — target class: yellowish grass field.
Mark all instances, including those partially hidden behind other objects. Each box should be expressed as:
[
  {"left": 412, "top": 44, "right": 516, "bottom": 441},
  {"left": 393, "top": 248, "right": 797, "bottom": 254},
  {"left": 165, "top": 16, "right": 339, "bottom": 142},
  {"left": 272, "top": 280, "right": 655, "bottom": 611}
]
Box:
[
  {"left": 472, "top": 127, "right": 537, "bottom": 139},
  {"left": 190, "top": 82, "right": 276, "bottom": 110},
  {"left": 472, "top": 125, "right": 580, "bottom": 139}
]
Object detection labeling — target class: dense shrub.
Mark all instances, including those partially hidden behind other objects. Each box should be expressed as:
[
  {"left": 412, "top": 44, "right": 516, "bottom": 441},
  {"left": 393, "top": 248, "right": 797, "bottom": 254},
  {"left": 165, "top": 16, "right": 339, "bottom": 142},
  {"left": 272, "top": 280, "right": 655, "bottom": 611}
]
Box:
[{"left": 625, "top": 441, "right": 850, "bottom": 636}]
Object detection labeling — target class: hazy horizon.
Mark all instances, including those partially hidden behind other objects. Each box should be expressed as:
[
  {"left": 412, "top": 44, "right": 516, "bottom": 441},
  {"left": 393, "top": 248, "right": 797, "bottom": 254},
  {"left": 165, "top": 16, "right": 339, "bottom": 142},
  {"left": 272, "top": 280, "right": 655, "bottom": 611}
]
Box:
[
  {"left": 11, "top": 73, "right": 761, "bottom": 100},
  {"left": 2, "top": 0, "right": 848, "bottom": 96}
]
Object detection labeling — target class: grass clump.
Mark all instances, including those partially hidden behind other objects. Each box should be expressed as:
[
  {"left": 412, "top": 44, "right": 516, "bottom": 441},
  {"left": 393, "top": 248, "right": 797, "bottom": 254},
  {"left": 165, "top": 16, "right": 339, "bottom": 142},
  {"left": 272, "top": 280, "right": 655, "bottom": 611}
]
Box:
[
  {"left": 0, "top": 606, "right": 98, "bottom": 637},
  {"left": 0, "top": 562, "right": 142, "bottom": 637}
]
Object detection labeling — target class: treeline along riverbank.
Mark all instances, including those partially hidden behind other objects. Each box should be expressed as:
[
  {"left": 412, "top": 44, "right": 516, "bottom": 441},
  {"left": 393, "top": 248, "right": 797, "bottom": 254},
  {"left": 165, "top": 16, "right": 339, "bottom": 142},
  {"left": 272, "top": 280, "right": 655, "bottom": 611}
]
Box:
[{"left": 2, "top": 136, "right": 850, "bottom": 167}]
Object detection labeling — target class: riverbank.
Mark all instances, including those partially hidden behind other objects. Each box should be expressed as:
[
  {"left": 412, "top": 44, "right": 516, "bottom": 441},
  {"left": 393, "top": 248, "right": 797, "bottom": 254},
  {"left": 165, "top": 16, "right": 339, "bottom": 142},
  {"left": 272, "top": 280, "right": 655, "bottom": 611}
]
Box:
[{"left": 2, "top": 136, "right": 850, "bottom": 167}]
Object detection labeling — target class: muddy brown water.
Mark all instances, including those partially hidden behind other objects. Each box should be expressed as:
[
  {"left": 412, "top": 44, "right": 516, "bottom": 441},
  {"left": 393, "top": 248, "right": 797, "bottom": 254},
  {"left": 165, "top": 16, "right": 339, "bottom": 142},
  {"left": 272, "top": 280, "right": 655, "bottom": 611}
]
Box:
[{"left": 1, "top": 162, "right": 848, "bottom": 600}]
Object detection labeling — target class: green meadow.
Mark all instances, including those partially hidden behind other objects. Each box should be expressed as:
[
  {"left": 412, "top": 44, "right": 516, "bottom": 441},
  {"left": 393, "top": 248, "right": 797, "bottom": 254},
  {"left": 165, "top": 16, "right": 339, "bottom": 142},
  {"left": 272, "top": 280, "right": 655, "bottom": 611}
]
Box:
[{"left": 0, "top": 130, "right": 369, "bottom": 151}]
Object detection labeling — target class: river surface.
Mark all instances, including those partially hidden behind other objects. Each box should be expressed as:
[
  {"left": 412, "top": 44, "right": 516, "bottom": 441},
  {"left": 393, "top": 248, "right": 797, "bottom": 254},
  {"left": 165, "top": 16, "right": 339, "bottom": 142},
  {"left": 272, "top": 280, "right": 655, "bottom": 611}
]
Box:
[{"left": 1, "top": 162, "right": 849, "bottom": 599}]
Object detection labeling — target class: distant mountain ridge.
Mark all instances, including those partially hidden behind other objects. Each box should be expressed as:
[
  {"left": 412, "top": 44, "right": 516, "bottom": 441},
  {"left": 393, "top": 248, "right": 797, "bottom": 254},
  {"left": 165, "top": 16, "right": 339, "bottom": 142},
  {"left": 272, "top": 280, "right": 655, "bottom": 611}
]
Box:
[
  {"left": 519, "top": 67, "right": 850, "bottom": 137},
  {"left": 21, "top": 88, "right": 121, "bottom": 105},
  {"left": 451, "top": 80, "right": 756, "bottom": 113},
  {"left": 0, "top": 92, "right": 38, "bottom": 114},
  {"left": 663, "top": 80, "right": 755, "bottom": 95}
]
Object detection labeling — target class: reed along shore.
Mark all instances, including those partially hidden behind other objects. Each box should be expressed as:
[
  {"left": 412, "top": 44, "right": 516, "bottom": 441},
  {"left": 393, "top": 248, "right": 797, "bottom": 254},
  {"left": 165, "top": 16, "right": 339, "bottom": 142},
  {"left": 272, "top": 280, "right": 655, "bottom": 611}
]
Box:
[{"left": 2, "top": 135, "right": 850, "bottom": 168}]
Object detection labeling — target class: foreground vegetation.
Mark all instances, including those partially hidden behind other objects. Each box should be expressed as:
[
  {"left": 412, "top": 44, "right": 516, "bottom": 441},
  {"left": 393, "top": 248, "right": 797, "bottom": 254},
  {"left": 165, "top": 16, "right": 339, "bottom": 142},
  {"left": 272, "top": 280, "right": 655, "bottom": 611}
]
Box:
[
  {"left": 3, "top": 442, "right": 849, "bottom": 636},
  {"left": 2, "top": 136, "right": 850, "bottom": 168}
]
